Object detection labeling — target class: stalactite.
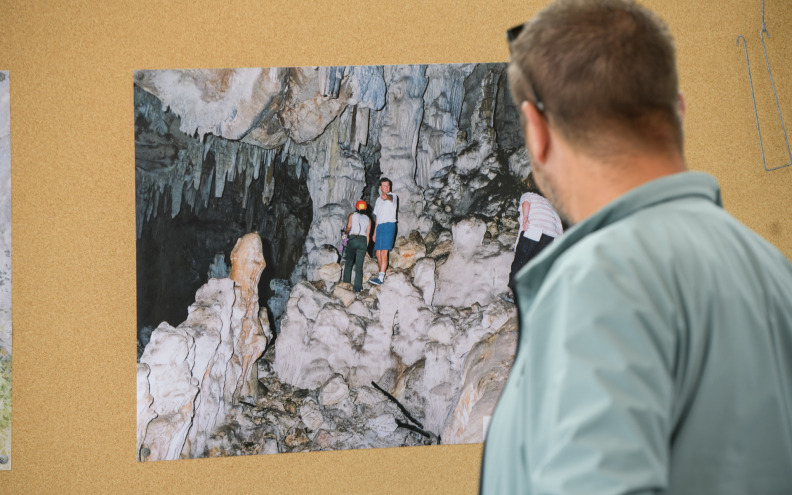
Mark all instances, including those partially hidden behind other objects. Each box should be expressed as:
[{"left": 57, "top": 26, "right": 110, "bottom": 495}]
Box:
[
  {"left": 136, "top": 116, "right": 280, "bottom": 239},
  {"left": 354, "top": 106, "right": 370, "bottom": 150},
  {"left": 320, "top": 66, "right": 345, "bottom": 98},
  {"left": 415, "top": 64, "right": 475, "bottom": 189}
]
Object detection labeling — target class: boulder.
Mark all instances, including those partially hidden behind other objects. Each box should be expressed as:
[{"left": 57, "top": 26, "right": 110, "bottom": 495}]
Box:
[{"left": 442, "top": 316, "right": 518, "bottom": 444}]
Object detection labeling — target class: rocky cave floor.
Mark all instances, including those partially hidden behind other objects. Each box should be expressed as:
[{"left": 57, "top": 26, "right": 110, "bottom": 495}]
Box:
[
  {"left": 193, "top": 223, "right": 518, "bottom": 457},
  {"left": 208, "top": 351, "right": 435, "bottom": 457}
]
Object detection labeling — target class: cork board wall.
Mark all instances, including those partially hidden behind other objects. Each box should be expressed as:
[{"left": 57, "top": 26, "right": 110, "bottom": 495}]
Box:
[{"left": 1, "top": 0, "right": 790, "bottom": 492}]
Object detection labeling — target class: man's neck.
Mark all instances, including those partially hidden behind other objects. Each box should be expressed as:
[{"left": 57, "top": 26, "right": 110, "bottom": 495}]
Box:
[{"left": 564, "top": 147, "right": 687, "bottom": 223}]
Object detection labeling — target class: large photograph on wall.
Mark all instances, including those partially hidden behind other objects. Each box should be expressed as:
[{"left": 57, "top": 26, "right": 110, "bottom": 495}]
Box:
[
  {"left": 135, "top": 63, "right": 535, "bottom": 460},
  {"left": 0, "top": 70, "right": 11, "bottom": 470}
]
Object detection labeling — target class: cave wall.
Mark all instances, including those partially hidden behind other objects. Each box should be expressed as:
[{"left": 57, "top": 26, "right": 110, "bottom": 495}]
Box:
[
  {"left": 134, "top": 62, "right": 525, "bottom": 349},
  {"left": 135, "top": 85, "right": 314, "bottom": 342}
]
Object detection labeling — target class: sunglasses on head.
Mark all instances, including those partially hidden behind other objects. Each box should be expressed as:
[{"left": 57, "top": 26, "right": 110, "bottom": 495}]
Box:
[{"left": 506, "top": 23, "right": 546, "bottom": 114}]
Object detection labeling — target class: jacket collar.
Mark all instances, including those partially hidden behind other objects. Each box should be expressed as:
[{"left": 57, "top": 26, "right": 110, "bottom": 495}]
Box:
[{"left": 515, "top": 171, "right": 722, "bottom": 298}]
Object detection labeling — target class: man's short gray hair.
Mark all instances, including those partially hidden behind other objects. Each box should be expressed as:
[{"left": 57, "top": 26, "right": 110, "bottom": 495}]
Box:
[{"left": 509, "top": 0, "right": 682, "bottom": 154}]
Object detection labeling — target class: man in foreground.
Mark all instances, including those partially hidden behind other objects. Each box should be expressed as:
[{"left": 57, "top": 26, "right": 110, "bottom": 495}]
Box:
[{"left": 481, "top": 1, "right": 792, "bottom": 493}]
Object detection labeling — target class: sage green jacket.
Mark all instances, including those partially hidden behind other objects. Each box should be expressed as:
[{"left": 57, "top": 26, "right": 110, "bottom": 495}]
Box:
[{"left": 481, "top": 172, "right": 792, "bottom": 494}]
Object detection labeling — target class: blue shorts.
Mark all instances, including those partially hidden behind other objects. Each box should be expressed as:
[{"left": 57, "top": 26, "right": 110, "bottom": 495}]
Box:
[{"left": 374, "top": 222, "right": 396, "bottom": 251}]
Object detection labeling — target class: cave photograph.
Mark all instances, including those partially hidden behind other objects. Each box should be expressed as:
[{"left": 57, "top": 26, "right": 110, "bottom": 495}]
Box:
[{"left": 135, "top": 63, "right": 537, "bottom": 461}]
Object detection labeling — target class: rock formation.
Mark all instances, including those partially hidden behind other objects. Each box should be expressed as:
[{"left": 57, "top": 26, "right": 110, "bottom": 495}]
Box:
[
  {"left": 442, "top": 315, "right": 518, "bottom": 444},
  {"left": 137, "top": 233, "right": 271, "bottom": 460}
]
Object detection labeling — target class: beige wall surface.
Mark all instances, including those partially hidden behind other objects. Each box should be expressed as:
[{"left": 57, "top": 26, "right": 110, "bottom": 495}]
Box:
[{"left": 1, "top": 0, "right": 790, "bottom": 493}]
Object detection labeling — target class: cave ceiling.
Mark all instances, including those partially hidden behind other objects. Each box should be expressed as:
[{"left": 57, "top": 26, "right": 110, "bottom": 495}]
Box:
[{"left": 134, "top": 66, "right": 387, "bottom": 162}]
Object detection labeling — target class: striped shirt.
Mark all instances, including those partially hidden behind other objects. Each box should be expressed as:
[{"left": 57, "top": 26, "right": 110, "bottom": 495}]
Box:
[{"left": 518, "top": 192, "right": 563, "bottom": 242}]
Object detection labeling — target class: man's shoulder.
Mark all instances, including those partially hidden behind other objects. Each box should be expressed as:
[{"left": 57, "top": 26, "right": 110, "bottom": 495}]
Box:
[
  {"left": 521, "top": 192, "right": 554, "bottom": 209},
  {"left": 546, "top": 206, "right": 681, "bottom": 277},
  {"left": 555, "top": 198, "right": 789, "bottom": 282},
  {"left": 519, "top": 192, "right": 539, "bottom": 203}
]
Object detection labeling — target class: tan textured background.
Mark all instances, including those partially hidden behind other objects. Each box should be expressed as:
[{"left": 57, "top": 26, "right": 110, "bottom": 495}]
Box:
[{"left": 1, "top": 0, "right": 790, "bottom": 492}]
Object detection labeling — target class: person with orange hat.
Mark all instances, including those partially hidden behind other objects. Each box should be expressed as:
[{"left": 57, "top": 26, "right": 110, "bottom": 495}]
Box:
[{"left": 342, "top": 199, "right": 371, "bottom": 293}]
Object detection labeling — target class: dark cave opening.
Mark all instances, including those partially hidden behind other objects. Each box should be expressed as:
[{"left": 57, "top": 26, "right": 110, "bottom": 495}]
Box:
[{"left": 136, "top": 149, "right": 313, "bottom": 350}]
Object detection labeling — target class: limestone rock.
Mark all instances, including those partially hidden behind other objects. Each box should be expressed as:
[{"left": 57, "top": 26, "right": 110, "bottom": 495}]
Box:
[
  {"left": 347, "top": 299, "right": 372, "bottom": 320},
  {"left": 207, "top": 253, "right": 229, "bottom": 279},
  {"left": 136, "top": 363, "right": 157, "bottom": 461},
  {"left": 134, "top": 66, "right": 386, "bottom": 149},
  {"left": 134, "top": 86, "right": 280, "bottom": 237},
  {"left": 415, "top": 64, "right": 475, "bottom": 189},
  {"left": 138, "top": 321, "right": 200, "bottom": 461},
  {"left": 300, "top": 398, "right": 325, "bottom": 431},
  {"left": 284, "top": 428, "right": 311, "bottom": 449},
  {"left": 353, "top": 386, "right": 386, "bottom": 407},
  {"left": 412, "top": 258, "right": 436, "bottom": 306},
  {"left": 274, "top": 281, "right": 394, "bottom": 390},
  {"left": 376, "top": 64, "right": 429, "bottom": 235},
  {"left": 433, "top": 217, "right": 512, "bottom": 307},
  {"left": 135, "top": 68, "right": 286, "bottom": 144},
  {"left": 320, "top": 375, "right": 350, "bottom": 406},
  {"left": 508, "top": 146, "right": 532, "bottom": 181},
  {"left": 376, "top": 273, "right": 432, "bottom": 366},
  {"left": 316, "top": 262, "right": 342, "bottom": 291},
  {"left": 296, "top": 206, "right": 347, "bottom": 284},
  {"left": 138, "top": 234, "right": 273, "bottom": 461},
  {"left": 332, "top": 283, "right": 356, "bottom": 307},
  {"left": 229, "top": 233, "right": 271, "bottom": 402},
  {"left": 451, "top": 218, "right": 487, "bottom": 258},
  {"left": 428, "top": 239, "right": 453, "bottom": 258},
  {"left": 391, "top": 236, "right": 426, "bottom": 270},
  {"left": 367, "top": 414, "right": 398, "bottom": 438},
  {"left": 442, "top": 316, "right": 518, "bottom": 444},
  {"left": 427, "top": 317, "right": 454, "bottom": 344}
]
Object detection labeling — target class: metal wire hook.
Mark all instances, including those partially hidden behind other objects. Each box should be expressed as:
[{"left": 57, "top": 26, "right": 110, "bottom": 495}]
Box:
[
  {"left": 761, "top": 0, "right": 768, "bottom": 36},
  {"left": 759, "top": 28, "right": 791, "bottom": 171},
  {"left": 737, "top": 1, "right": 791, "bottom": 172},
  {"left": 736, "top": 36, "right": 765, "bottom": 168}
]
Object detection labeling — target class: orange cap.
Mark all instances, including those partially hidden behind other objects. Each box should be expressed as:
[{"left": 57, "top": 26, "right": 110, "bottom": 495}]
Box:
[{"left": 356, "top": 200, "right": 367, "bottom": 211}]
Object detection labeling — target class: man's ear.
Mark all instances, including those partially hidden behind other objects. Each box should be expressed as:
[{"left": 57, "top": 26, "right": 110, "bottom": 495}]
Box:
[{"left": 521, "top": 101, "right": 550, "bottom": 163}]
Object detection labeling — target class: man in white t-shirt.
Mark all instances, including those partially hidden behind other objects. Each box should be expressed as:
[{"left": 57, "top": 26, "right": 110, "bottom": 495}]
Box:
[
  {"left": 370, "top": 177, "right": 398, "bottom": 285},
  {"left": 508, "top": 190, "right": 563, "bottom": 290}
]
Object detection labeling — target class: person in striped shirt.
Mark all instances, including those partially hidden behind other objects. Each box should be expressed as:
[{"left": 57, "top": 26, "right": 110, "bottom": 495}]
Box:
[{"left": 508, "top": 190, "right": 563, "bottom": 290}]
